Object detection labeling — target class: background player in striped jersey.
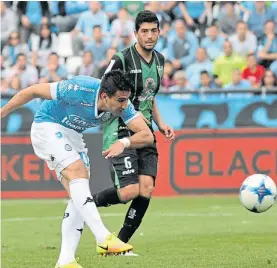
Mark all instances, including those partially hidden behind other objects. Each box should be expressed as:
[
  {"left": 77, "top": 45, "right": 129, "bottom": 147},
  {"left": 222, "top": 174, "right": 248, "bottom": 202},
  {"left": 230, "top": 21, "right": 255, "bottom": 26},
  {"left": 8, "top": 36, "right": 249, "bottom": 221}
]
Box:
[{"left": 93, "top": 11, "right": 175, "bottom": 253}]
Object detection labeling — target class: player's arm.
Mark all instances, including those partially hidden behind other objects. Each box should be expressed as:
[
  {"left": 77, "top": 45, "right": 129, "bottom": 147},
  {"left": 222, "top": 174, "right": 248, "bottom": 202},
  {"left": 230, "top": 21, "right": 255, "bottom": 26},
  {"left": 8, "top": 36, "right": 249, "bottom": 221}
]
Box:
[
  {"left": 124, "top": 115, "right": 154, "bottom": 148},
  {"left": 102, "top": 115, "right": 154, "bottom": 159},
  {"left": 0, "top": 83, "right": 52, "bottom": 118},
  {"left": 152, "top": 98, "right": 175, "bottom": 141},
  {"left": 102, "top": 102, "right": 154, "bottom": 159},
  {"left": 121, "top": 101, "right": 154, "bottom": 148}
]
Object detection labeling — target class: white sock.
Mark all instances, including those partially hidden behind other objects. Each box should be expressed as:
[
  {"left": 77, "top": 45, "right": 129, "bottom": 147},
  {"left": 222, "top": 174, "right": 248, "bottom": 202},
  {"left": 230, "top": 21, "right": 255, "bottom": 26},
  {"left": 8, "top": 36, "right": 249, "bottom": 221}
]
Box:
[
  {"left": 57, "top": 200, "right": 84, "bottom": 265},
  {"left": 69, "top": 178, "right": 110, "bottom": 243}
]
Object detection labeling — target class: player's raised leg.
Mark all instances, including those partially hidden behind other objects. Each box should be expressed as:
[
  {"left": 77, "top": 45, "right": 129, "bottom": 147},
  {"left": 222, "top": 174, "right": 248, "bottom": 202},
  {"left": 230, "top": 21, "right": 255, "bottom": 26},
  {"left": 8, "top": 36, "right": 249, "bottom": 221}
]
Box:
[
  {"left": 60, "top": 159, "right": 133, "bottom": 256},
  {"left": 30, "top": 123, "right": 133, "bottom": 267}
]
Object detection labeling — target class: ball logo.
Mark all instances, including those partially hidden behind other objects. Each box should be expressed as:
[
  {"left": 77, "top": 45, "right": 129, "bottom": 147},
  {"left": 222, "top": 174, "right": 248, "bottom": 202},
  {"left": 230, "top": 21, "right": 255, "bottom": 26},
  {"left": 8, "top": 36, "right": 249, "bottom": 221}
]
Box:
[{"left": 258, "top": 186, "right": 266, "bottom": 194}]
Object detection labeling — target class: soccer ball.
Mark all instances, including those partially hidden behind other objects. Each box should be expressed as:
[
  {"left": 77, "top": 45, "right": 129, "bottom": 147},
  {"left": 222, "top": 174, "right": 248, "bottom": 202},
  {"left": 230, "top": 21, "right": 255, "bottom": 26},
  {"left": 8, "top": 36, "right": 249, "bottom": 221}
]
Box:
[{"left": 239, "top": 174, "right": 277, "bottom": 213}]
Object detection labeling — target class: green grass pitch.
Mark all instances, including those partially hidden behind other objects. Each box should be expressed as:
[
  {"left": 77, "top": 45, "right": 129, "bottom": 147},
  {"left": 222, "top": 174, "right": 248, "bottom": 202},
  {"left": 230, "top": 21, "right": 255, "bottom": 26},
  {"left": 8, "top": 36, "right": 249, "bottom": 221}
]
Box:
[{"left": 2, "top": 197, "right": 277, "bottom": 268}]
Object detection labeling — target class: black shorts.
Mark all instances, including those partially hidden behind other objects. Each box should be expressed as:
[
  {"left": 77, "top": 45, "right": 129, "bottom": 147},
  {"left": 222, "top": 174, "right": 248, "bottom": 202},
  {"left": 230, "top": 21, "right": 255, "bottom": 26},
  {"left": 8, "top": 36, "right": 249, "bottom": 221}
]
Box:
[{"left": 109, "top": 145, "right": 158, "bottom": 188}]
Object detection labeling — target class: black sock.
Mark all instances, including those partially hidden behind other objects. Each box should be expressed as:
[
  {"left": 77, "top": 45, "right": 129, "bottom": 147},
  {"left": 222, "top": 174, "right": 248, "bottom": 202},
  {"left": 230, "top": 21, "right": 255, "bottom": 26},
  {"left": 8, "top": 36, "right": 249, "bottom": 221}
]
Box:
[
  {"left": 93, "top": 187, "right": 121, "bottom": 207},
  {"left": 118, "top": 195, "right": 150, "bottom": 243}
]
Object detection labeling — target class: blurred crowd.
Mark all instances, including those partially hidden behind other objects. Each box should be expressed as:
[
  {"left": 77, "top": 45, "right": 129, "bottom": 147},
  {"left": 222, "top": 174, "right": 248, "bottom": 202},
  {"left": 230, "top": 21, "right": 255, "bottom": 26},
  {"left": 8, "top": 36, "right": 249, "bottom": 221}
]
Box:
[{"left": 1, "top": 1, "right": 277, "bottom": 96}]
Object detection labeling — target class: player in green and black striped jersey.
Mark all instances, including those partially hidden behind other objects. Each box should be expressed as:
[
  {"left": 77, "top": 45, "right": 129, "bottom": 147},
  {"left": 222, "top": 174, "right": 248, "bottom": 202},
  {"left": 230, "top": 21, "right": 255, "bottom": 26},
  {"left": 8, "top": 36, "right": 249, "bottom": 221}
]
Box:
[{"left": 93, "top": 10, "right": 175, "bottom": 248}]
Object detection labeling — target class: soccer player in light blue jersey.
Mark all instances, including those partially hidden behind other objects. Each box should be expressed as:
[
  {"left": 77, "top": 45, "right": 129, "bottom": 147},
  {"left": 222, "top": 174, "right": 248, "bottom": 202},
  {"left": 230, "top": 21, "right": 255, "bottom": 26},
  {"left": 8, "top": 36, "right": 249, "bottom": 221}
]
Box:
[{"left": 0, "top": 70, "right": 154, "bottom": 268}]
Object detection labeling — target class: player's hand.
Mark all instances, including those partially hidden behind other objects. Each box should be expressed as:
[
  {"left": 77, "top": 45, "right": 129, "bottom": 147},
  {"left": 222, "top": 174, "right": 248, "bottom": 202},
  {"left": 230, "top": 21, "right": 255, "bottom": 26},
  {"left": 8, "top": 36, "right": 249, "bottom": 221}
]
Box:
[
  {"left": 158, "top": 123, "right": 175, "bottom": 141},
  {"left": 102, "top": 141, "right": 125, "bottom": 159}
]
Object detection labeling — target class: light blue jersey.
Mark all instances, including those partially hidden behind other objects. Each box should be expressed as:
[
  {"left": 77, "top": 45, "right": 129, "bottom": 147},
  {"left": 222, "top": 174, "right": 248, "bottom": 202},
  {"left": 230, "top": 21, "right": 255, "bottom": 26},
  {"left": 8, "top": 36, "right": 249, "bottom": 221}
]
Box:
[{"left": 34, "top": 76, "right": 138, "bottom": 133}]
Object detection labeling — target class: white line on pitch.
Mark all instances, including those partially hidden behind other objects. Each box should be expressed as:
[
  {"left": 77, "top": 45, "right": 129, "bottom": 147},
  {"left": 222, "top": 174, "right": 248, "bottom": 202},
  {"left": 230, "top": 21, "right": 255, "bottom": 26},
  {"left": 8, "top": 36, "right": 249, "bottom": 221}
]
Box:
[
  {"left": 0, "top": 212, "right": 236, "bottom": 222},
  {"left": 2, "top": 212, "right": 277, "bottom": 222}
]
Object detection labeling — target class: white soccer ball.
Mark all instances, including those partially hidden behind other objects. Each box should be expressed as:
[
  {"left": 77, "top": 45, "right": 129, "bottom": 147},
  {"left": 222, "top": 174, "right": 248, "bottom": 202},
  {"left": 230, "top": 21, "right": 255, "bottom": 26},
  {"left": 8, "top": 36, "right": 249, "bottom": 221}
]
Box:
[{"left": 240, "top": 174, "right": 277, "bottom": 213}]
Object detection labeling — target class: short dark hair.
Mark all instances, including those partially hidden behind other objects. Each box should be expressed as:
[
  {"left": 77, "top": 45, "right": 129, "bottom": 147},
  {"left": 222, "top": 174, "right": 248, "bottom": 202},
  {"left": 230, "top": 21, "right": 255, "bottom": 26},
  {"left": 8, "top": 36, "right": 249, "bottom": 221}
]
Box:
[
  {"left": 265, "top": 20, "right": 275, "bottom": 26},
  {"left": 16, "top": 53, "right": 26, "bottom": 60},
  {"left": 93, "top": 25, "right": 101, "bottom": 30},
  {"left": 210, "top": 24, "right": 218, "bottom": 29},
  {"left": 84, "top": 50, "right": 93, "bottom": 56},
  {"left": 236, "top": 20, "right": 246, "bottom": 26},
  {"left": 135, "top": 10, "right": 159, "bottom": 31},
  {"left": 200, "top": 70, "right": 210, "bottom": 76},
  {"left": 49, "top": 52, "right": 59, "bottom": 58},
  {"left": 262, "top": 69, "right": 277, "bottom": 86},
  {"left": 247, "top": 53, "right": 255, "bottom": 58},
  {"left": 100, "top": 70, "right": 134, "bottom": 97}
]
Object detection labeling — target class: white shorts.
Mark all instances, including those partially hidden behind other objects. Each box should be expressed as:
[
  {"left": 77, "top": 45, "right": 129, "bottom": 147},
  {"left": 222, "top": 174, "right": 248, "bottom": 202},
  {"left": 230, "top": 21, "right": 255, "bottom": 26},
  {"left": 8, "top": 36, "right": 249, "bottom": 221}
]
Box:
[{"left": 31, "top": 122, "right": 90, "bottom": 181}]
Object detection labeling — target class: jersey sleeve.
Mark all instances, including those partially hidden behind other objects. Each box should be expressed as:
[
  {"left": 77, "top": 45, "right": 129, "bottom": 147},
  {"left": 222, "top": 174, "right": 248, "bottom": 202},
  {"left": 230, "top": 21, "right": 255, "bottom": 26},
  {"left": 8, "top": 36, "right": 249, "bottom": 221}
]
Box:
[
  {"left": 50, "top": 81, "right": 59, "bottom": 100},
  {"left": 104, "top": 53, "right": 124, "bottom": 74},
  {"left": 50, "top": 80, "right": 75, "bottom": 102},
  {"left": 50, "top": 78, "right": 96, "bottom": 105},
  {"left": 120, "top": 100, "right": 139, "bottom": 124}
]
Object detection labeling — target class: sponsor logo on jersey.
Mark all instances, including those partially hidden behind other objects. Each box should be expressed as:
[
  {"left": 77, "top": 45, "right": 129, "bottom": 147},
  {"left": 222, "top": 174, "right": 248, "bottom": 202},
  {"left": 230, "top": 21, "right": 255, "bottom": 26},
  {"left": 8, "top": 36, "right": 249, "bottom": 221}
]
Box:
[
  {"left": 58, "top": 80, "right": 68, "bottom": 91},
  {"left": 68, "top": 115, "right": 96, "bottom": 127},
  {"left": 80, "top": 102, "right": 93, "bottom": 107},
  {"left": 80, "top": 87, "right": 95, "bottom": 92},
  {"left": 67, "top": 84, "right": 80, "bottom": 91},
  {"left": 122, "top": 168, "right": 135, "bottom": 175},
  {"left": 130, "top": 69, "right": 142, "bottom": 74},
  {"left": 157, "top": 65, "right": 164, "bottom": 78},
  {"left": 138, "top": 77, "right": 156, "bottom": 101},
  {"left": 61, "top": 115, "right": 97, "bottom": 131},
  {"left": 118, "top": 126, "right": 128, "bottom": 130}
]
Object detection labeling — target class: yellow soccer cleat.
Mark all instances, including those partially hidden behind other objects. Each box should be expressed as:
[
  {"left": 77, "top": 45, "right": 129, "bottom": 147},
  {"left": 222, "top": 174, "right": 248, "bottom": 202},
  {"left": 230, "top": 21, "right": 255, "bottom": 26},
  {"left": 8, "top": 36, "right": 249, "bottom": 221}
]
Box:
[
  {"left": 96, "top": 233, "right": 133, "bottom": 256},
  {"left": 55, "top": 258, "right": 83, "bottom": 268}
]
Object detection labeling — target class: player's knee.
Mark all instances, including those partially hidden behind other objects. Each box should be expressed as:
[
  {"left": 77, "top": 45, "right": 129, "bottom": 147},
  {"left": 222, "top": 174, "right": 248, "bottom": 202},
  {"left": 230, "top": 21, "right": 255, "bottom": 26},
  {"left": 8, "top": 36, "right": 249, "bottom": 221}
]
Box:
[
  {"left": 139, "top": 181, "right": 155, "bottom": 196},
  {"left": 61, "top": 159, "right": 89, "bottom": 180},
  {"left": 139, "top": 176, "right": 155, "bottom": 197},
  {"left": 118, "top": 184, "right": 139, "bottom": 203}
]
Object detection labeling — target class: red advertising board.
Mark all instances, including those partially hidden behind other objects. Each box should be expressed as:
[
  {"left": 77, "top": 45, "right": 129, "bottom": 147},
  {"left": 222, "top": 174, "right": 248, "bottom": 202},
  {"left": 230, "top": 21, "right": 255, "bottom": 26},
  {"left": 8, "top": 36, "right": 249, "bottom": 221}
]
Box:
[
  {"left": 1, "top": 129, "right": 277, "bottom": 198},
  {"left": 154, "top": 128, "right": 277, "bottom": 196},
  {"left": 1, "top": 134, "right": 112, "bottom": 199},
  {"left": 1, "top": 136, "right": 67, "bottom": 199}
]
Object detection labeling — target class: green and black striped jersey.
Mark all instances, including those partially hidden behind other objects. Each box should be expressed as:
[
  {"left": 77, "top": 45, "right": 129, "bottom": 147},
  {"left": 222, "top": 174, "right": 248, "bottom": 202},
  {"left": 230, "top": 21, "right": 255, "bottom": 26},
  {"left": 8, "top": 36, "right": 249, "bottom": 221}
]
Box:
[{"left": 103, "top": 44, "right": 165, "bottom": 150}]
